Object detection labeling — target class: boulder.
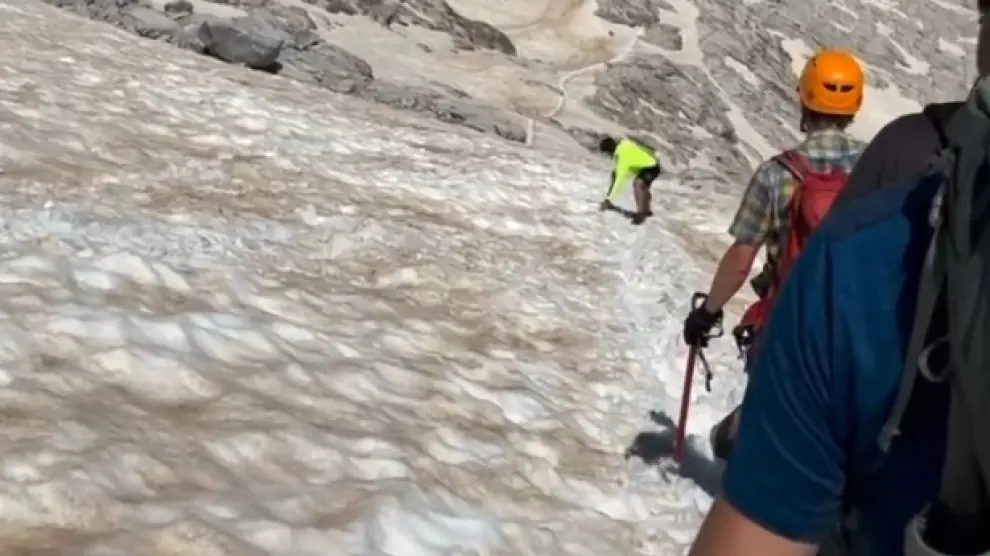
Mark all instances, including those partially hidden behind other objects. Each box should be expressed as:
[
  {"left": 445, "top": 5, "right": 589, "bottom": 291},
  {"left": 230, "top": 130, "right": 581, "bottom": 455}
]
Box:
[
  {"left": 198, "top": 17, "right": 285, "bottom": 69},
  {"left": 122, "top": 6, "right": 179, "bottom": 38},
  {"left": 163, "top": 0, "right": 194, "bottom": 18},
  {"left": 278, "top": 43, "right": 375, "bottom": 93}
]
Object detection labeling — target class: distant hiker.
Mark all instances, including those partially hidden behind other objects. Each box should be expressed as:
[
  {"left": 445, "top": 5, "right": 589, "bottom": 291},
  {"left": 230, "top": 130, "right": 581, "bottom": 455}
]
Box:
[
  {"left": 597, "top": 136, "right": 662, "bottom": 224},
  {"left": 681, "top": 48, "right": 865, "bottom": 460},
  {"left": 688, "top": 5, "right": 990, "bottom": 555}
]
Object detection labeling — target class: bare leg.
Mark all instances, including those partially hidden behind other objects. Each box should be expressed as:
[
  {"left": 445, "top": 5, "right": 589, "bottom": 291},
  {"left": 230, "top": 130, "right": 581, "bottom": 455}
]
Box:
[{"left": 633, "top": 179, "right": 652, "bottom": 216}]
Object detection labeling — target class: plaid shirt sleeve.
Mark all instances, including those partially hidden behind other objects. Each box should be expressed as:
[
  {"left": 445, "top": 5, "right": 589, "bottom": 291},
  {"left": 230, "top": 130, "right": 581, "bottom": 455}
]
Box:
[{"left": 728, "top": 159, "right": 779, "bottom": 246}]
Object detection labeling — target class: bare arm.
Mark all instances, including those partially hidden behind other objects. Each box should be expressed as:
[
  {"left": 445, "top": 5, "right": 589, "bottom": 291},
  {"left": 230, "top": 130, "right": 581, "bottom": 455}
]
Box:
[
  {"left": 705, "top": 242, "right": 759, "bottom": 312},
  {"left": 707, "top": 161, "right": 777, "bottom": 311},
  {"left": 690, "top": 499, "right": 818, "bottom": 556}
]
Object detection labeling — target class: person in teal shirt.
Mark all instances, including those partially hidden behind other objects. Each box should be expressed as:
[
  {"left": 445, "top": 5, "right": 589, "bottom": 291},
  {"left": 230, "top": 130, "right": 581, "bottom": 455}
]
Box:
[{"left": 598, "top": 136, "right": 661, "bottom": 224}]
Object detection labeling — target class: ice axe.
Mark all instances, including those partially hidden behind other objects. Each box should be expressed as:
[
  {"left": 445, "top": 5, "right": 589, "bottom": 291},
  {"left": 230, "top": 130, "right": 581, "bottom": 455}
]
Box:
[{"left": 674, "top": 292, "right": 721, "bottom": 463}]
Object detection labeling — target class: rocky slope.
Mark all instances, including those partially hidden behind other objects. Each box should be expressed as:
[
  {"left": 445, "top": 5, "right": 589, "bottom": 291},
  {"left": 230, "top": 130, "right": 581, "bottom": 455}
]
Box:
[{"left": 40, "top": 0, "right": 978, "bottom": 188}]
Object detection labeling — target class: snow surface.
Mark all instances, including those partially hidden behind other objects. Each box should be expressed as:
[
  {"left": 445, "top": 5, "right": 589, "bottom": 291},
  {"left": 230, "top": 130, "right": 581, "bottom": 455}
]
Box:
[{"left": 0, "top": 0, "right": 929, "bottom": 555}]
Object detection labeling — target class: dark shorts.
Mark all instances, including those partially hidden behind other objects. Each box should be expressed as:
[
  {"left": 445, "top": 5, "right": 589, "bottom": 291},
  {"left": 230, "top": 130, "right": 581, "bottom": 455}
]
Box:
[{"left": 635, "top": 165, "right": 661, "bottom": 187}]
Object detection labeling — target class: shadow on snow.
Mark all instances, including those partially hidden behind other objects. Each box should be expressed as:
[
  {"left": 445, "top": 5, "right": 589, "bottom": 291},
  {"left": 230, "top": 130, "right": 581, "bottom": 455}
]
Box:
[{"left": 624, "top": 410, "right": 723, "bottom": 498}]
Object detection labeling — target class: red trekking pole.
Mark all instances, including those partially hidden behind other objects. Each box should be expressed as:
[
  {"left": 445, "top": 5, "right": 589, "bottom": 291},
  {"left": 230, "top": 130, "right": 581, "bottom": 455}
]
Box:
[
  {"left": 674, "top": 345, "right": 700, "bottom": 462},
  {"left": 674, "top": 293, "right": 720, "bottom": 463}
]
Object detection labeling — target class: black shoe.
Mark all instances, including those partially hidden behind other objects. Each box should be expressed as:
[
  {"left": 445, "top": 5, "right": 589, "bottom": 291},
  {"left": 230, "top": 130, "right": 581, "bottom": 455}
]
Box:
[{"left": 630, "top": 212, "right": 648, "bottom": 225}]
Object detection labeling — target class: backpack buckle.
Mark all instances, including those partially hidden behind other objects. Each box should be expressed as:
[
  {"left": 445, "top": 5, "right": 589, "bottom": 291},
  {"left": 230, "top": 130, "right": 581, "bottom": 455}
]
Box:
[
  {"left": 733, "top": 324, "right": 756, "bottom": 350},
  {"left": 918, "top": 335, "right": 952, "bottom": 383}
]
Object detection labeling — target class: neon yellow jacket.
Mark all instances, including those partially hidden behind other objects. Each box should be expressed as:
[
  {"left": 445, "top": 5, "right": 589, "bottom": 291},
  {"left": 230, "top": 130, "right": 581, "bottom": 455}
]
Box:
[{"left": 607, "top": 138, "right": 659, "bottom": 202}]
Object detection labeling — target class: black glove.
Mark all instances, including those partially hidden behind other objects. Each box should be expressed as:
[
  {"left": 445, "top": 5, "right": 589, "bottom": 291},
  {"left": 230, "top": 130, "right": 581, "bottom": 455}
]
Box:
[{"left": 683, "top": 303, "right": 723, "bottom": 347}]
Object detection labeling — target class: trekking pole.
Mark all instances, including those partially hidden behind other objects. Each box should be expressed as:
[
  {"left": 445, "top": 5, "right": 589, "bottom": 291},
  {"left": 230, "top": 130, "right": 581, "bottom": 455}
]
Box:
[
  {"left": 674, "top": 345, "right": 700, "bottom": 463},
  {"left": 674, "top": 292, "right": 722, "bottom": 463}
]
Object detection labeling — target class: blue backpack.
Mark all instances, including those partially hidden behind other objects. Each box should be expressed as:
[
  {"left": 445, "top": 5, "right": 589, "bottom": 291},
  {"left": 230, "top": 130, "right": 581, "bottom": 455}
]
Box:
[{"left": 877, "top": 84, "right": 990, "bottom": 556}]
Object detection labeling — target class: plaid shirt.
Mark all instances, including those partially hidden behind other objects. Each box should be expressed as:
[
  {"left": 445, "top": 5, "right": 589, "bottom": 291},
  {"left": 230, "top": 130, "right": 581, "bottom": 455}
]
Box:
[{"left": 728, "top": 128, "right": 864, "bottom": 269}]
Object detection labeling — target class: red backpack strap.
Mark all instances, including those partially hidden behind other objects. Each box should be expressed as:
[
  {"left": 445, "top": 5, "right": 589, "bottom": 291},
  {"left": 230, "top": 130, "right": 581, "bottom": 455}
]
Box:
[
  {"left": 778, "top": 149, "right": 850, "bottom": 181},
  {"left": 768, "top": 151, "right": 812, "bottom": 291},
  {"left": 738, "top": 296, "right": 771, "bottom": 329},
  {"left": 776, "top": 149, "right": 813, "bottom": 181}
]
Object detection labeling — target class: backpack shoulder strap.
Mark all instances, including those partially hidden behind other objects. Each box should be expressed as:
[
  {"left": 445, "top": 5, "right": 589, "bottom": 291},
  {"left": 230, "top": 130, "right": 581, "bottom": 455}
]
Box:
[
  {"left": 776, "top": 150, "right": 812, "bottom": 181},
  {"left": 889, "top": 91, "right": 990, "bottom": 554},
  {"left": 922, "top": 103, "right": 960, "bottom": 151},
  {"left": 778, "top": 149, "right": 850, "bottom": 182}
]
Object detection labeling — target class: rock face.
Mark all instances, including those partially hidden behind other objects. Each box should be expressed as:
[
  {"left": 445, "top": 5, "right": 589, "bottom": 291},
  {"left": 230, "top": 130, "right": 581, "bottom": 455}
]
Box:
[
  {"left": 641, "top": 23, "right": 682, "bottom": 51},
  {"left": 594, "top": 0, "right": 673, "bottom": 26},
  {"left": 588, "top": 55, "right": 752, "bottom": 183},
  {"left": 39, "top": 0, "right": 524, "bottom": 143},
  {"left": 304, "top": 0, "right": 515, "bottom": 55},
  {"left": 30, "top": 0, "right": 984, "bottom": 190},
  {"left": 585, "top": 0, "right": 976, "bottom": 190},
  {"left": 691, "top": 1, "right": 801, "bottom": 150}
]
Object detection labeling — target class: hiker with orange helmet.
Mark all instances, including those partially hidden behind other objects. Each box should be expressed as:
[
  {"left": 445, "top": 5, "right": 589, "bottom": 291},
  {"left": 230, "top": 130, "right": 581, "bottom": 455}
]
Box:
[{"left": 680, "top": 49, "right": 866, "bottom": 460}]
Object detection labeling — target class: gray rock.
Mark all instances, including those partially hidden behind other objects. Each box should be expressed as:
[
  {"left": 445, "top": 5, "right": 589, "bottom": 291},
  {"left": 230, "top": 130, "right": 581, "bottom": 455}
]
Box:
[
  {"left": 122, "top": 5, "right": 179, "bottom": 38},
  {"left": 314, "top": 0, "right": 360, "bottom": 16},
  {"left": 71, "top": 0, "right": 130, "bottom": 23},
  {"left": 685, "top": 0, "right": 979, "bottom": 163},
  {"left": 428, "top": 81, "right": 471, "bottom": 99},
  {"left": 209, "top": 0, "right": 266, "bottom": 7},
  {"left": 198, "top": 16, "right": 285, "bottom": 68},
  {"left": 444, "top": 12, "right": 515, "bottom": 55},
  {"left": 254, "top": 4, "right": 321, "bottom": 49},
  {"left": 366, "top": 81, "right": 527, "bottom": 142},
  {"left": 173, "top": 21, "right": 209, "bottom": 52},
  {"left": 35, "top": 0, "right": 528, "bottom": 144},
  {"left": 163, "top": 0, "right": 193, "bottom": 18},
  {"left": 303, "top": 0, "right": 516, "bottom": 55},
  {"left": 590, "top": 55, "right": 733, "bottom": 139},
  {"left": 594, "top": 0, "right": 673, "bottom": 27},
  {"left": 588, "top": 54, "right": 750, "bottom": 182},
  {"left": 278, "top": 43, "right": 374, "bottom": 93},
  {"left": 162, "top": 12, "right": 227, "bottom": 51},
  {"left": 642, "top": 23, "right": 681, "bottom": 50},
  {"left": 550, "top": 122, "right": 608, "bottom": 153},
  {"left": 690, "top": 2, "right": 800, "bottom": 149}
]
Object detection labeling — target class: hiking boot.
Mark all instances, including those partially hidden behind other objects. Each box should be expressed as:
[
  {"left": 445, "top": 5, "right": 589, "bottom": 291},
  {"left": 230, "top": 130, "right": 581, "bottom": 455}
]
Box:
[{"left": 630, "top": 212, "right": 649, "bottom": 225}]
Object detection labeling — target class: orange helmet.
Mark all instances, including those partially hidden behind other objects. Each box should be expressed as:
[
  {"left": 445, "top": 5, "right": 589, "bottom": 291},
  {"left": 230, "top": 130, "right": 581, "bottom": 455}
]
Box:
[{"left": 798, "top": 49, "right": 864, "bottom": 116}]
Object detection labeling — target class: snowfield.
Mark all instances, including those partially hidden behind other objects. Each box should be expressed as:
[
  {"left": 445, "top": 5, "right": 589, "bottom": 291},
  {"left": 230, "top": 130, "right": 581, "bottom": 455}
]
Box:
[{"left": 0, "top": 1, "right": 751, "bottom": 554}]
